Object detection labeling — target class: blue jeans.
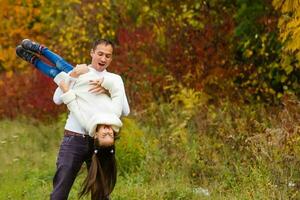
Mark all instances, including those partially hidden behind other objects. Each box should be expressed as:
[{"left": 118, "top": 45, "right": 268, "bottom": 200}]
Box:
[{"left": 34, "top": 48, "right": 73, "bottom": 78}]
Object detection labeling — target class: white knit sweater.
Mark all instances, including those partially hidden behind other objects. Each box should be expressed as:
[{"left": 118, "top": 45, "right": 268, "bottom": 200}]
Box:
[{"left": 55, "top": 69, "right": 124, "bottom": 136}]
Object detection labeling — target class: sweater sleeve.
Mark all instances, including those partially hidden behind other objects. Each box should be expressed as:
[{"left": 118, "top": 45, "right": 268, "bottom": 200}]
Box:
[
  {"left": 122, "top": 88, "right": 130, "bottom": 116},
  {"left": 53, "top": 71, "right": 77, "bottom": 105},
  {"left": 53, "top": 87, "right": 63, "bottom": 105},
  {"left": 101, "top": 75, "right": 125, "bottom": 117},
  {"left": 60, "top": 90, "right": 89, "bottom": 131}
]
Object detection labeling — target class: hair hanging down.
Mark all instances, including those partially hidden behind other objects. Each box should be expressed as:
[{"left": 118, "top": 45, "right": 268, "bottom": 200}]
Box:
[{"left": 79, "top": 144, "right": 117, "bottom": 200}]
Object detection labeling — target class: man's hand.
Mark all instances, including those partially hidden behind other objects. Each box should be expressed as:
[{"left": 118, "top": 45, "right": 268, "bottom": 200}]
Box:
[
  {"left": 59, "top": 80, "right": 70, "bottom": 93},
  {"left": 70, "top": 64, "right": 89, "bottom": 78},
  {"left": 89, "top": 78, "right": 109, "bottom": 95}
]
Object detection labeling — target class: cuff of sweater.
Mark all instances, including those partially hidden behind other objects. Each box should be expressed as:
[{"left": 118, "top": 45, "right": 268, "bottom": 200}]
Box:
[
  {"left": 101, "top": 76, "right": 114, "bottom": 91},
  {"left": 54, "top": 72, "right": 70, "bottom": 86},
  {"left": 60, "top": 90, "right": 76, "bottom": 104}
]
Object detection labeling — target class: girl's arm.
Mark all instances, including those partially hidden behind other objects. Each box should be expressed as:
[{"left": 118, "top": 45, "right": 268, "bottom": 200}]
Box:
[
  {"left": 59, "top": 80, "right": 89, "bottom": 132},
  {"left": 69, "top": 64, "right": 89, "bottom": 77},
  {"left": 53, "top": 87, "right": 63, "bottom": 105},
  {"left": 53, "top": 65, "right": 88, "bottom": 105}
]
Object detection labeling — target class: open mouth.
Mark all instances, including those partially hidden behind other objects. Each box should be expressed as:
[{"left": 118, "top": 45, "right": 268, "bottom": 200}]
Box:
[{"left": 98, "top": 62, "right": 106, "bottom": 67}]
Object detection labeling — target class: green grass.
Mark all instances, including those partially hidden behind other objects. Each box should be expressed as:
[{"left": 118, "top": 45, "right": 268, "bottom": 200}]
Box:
[
  {"left": 0, "top": 113, "right": 298, "bottom": 199},
  {"left": 0, "top": 118, "right": 204, "bottom": 199},
  {"left": 0, "top": 119, "right": 59, "bottom": 199},
  {"left": 0, "top": 120, "right": 209, "bottom": 200}
]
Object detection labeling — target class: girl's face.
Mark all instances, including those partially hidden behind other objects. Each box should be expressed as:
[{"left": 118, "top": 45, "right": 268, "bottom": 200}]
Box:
[{"left": 95, "top": 125, "right": 114, "bottom": 147}]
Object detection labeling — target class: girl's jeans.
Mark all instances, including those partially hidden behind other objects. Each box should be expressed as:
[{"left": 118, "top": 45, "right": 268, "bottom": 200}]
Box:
[{"left": 34, "top": 48, "right": 73, "bottom": 78}]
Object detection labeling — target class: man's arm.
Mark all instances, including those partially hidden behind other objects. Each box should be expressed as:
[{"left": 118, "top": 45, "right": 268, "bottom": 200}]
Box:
[
  {"left": 100, "top": 75, "right": 124, "bottom": 117},
  {"left": 122, "top": 88, "right": 130, "bottom": 116},
  {"left": 89, "top": 75, "right": 130, "bottom": 117}
]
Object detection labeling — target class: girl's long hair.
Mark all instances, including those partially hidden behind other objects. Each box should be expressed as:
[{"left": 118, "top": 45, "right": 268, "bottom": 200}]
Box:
[{"left": 79, "top": 142, "right": 117, "bottom": 200}]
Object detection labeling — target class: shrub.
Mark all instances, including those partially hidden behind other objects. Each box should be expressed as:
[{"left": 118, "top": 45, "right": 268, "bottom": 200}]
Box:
[
  {"left": 0, "top": 69, "right": 64, "bottom": 121},
  {"left": 116, "top": 117, "right": 146, "bottom": 175}
]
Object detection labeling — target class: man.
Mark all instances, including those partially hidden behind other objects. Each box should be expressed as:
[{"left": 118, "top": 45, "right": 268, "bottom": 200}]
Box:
[
  {"left": 51, "top": 40, "right": 130, "bottom": 199},
  {"left": 17, "top": 39, "right": 129, "bottom": 199}
]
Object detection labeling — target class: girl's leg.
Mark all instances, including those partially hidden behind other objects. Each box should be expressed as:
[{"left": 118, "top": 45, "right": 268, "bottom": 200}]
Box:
[
  {"left": 34, "top": 59, "right": 62, "bottom": 78},
  {"left": 42, "top": 48, "right": 74, "bottom": 73},
  {"left": 16, "top": 45, "right": 61, "bottom": 78},
  {"left": 21, "top": 39, "right": 74, "bottom": 73}
]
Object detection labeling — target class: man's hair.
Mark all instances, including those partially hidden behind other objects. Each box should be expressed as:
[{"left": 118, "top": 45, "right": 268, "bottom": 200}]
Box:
[{"left": 92, "top": 39, "right": 115, "bottom": 51}]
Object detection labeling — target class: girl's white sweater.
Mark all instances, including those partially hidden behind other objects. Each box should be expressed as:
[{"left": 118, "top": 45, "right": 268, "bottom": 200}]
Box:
[{"left": 55, "top": 69, "right": 124, "bottom": 136}]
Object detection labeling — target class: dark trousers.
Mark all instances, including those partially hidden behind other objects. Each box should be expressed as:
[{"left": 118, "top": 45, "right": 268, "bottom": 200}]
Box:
[{"left": 50, "top": 132, "right": 94, "bottom": 200}]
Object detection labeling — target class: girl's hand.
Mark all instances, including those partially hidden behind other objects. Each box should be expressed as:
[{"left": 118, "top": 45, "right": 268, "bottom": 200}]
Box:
[
  {"left": 59, "top": 80, "right": 70, "bottom": 93},
  {"left": 70, "top": 64, "right": 89, "bottom": 78}
]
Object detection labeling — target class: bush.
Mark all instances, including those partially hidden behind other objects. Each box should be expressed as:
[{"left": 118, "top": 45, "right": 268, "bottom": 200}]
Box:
[
  {"left": 116, "top": 117, "right": 146, "bottom": 175},
  {"left": 0, "top": 69, "right": 64, "bottom": 121}
]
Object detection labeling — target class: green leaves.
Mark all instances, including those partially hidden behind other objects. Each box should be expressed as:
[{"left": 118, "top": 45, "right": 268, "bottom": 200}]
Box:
[{"left": 232, "top": 0, "right": 300, "bottom": 102}]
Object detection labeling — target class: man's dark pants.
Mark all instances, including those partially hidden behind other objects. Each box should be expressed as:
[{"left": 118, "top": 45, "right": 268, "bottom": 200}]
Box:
[{"left": 50, "top": 131, "right": 94, "bottom": 200}]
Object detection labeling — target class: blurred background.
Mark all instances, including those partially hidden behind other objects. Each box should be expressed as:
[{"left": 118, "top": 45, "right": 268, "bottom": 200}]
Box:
[{"left": 0, "top": 0, "right": 300, "bottom": 199}]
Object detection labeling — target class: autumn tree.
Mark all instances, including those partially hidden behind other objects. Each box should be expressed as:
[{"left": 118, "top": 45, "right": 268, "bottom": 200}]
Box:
[
  {"left": 233, "top": 0, "right": 300, "bottom": 102},
  {"left": 0, "top": 0, "right": 45, "bottom": 72},
  {"left": 273, "top": 0, "right": 300, "bottom": 59}
]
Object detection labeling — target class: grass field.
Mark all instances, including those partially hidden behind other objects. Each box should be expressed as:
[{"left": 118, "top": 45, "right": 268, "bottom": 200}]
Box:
[
  {"left": 0, "top": 110, "right": 299, "bottom": 199},
  {"left": 0, "top": 118, "right": 205, "bottom": 200}
]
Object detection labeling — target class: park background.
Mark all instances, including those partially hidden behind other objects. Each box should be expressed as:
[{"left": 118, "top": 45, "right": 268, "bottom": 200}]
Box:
[{"left": 0, "top": 0, "right": 300, "bottom": 199}]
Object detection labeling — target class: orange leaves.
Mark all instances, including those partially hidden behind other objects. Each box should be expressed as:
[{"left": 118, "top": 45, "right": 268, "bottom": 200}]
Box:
[{"left": 0, "top": 0, "right": 45, "bottom": 72}]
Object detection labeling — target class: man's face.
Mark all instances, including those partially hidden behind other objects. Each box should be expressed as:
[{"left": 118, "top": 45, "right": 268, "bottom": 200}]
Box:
[
  {"left": 90, "top": 43, "right": 113, "bottom": 71},
  {"left": 95, "top": 124, "right": 114, "bottom": 147}
]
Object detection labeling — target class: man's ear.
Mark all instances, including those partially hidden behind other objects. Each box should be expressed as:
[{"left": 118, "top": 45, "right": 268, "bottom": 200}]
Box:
[{"left": 90, "top": 49, "right": 94, "bottom": 57}]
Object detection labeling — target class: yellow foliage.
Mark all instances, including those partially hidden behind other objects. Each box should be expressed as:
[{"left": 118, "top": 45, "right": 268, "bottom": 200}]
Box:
[
  {"left": 0, "top": 0, "right": 46, "bottom": 72},
  {"left": 297, "top": 52, "right": 300, "bottom": 62},
  {"left": 0, "top": 0, "right": 117, "bottom": 73},
  {"left": 163, "top": 75, "right": 210, "bottom": 148},
  {"left": 272, "top": 0, "right": 300, "bottom": 53},
  {"left": 40, "top": 0, "right": 116, "bottom": 65},
  {"left": 116, "top": 117, "right": 146, "bottom": 173},
  {"left": 272, "top": 0, "right": 300, "bottom": 13}
]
